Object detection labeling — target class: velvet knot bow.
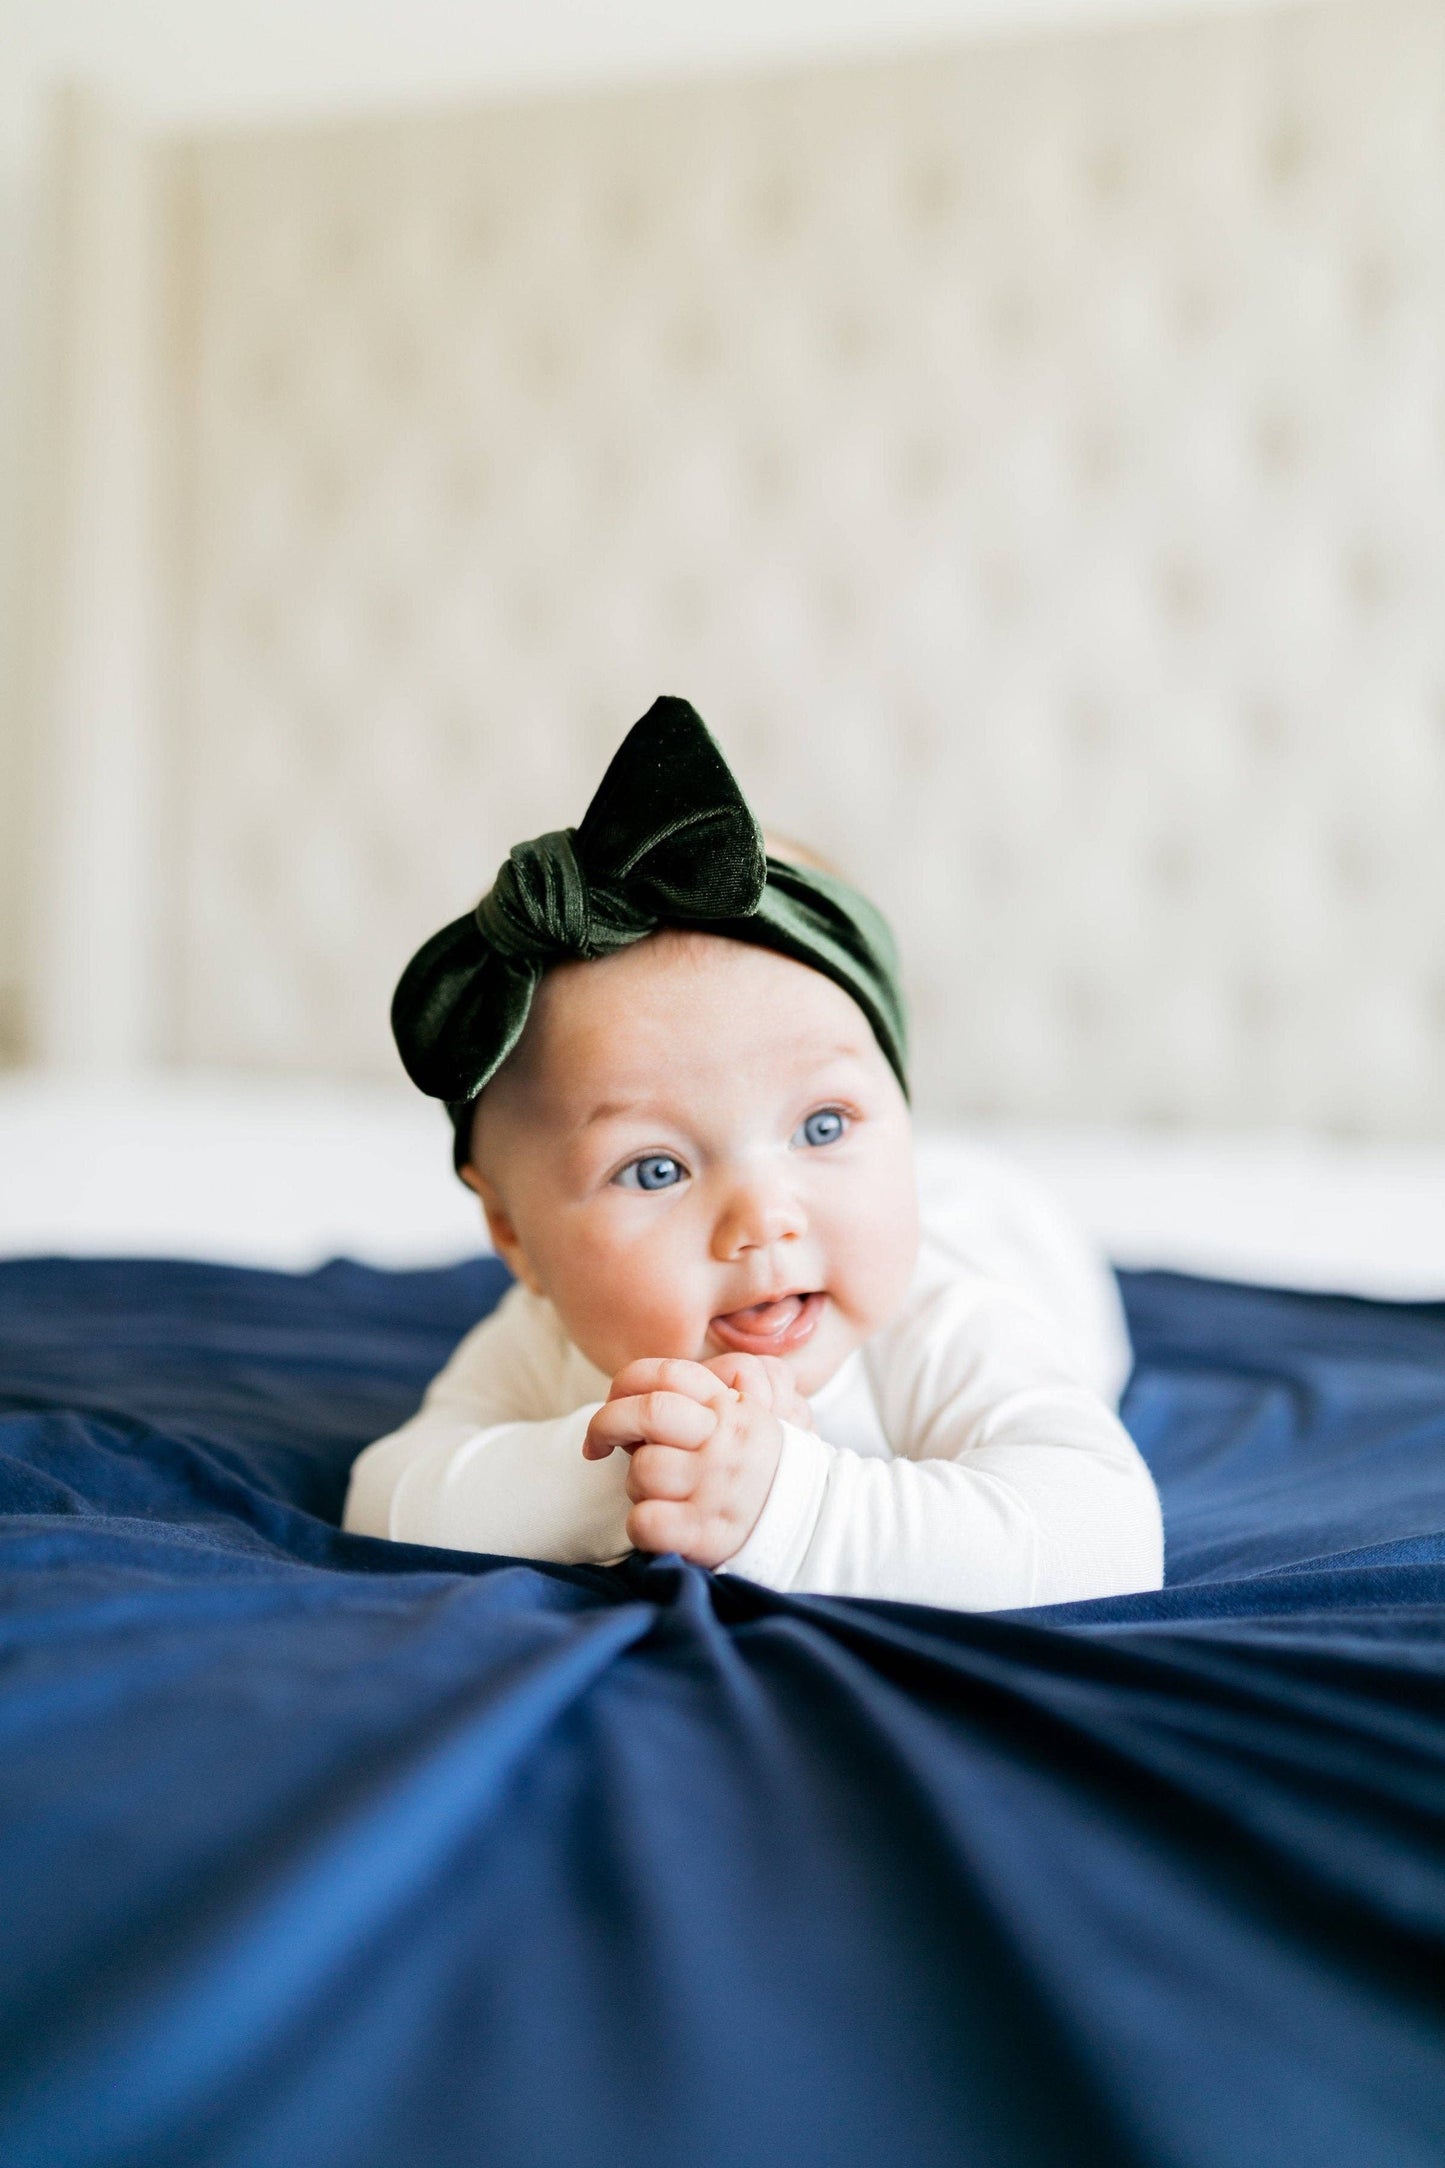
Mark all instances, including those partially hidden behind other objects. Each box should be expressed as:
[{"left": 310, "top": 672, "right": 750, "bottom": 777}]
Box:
[
  {"left": 392, "top": 696, "right": 767, "bottom": 1106},
  {"left": 391, "top": 693, "right": 910, "bottom": 1173}
]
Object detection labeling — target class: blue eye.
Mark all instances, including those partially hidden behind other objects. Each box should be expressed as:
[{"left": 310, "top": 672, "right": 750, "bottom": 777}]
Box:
[
  {"left": 798, "top": 1108, "right": 847, "bottom": 1148},
  {"left": 614, "top": 1154, "right": 686, "bottom": 1192}
]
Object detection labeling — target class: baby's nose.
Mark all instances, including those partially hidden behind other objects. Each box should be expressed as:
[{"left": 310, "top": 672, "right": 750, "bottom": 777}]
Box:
[{"left": 711, "top": 1178, "right": 807, "bottom": 1260}]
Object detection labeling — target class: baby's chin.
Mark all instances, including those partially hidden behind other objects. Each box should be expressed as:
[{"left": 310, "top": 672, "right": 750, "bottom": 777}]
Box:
[{"left": 785, "top": 1343, "right": 851, "bottom": 1399}]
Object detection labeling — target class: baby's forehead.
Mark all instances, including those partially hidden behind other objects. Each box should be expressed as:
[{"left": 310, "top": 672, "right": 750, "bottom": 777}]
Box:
[
  {"left": 519, "top": 931, "right": 877, "bottom": 1096},
  {"left": 541, "top": 927, "right": 855, "bottom": 1034}
]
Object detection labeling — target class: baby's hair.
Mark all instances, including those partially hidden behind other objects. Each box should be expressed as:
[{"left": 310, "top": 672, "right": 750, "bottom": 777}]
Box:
[{"left": 761, "top": 829, "right": 847, "bottom": 879}]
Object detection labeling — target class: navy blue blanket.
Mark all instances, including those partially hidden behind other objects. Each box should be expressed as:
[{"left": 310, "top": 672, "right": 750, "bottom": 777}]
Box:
[{"left": 0, "top": 1257, "right": 1441, "bottom": 2168}]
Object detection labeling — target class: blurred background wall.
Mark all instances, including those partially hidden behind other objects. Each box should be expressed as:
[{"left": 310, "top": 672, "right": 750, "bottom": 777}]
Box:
[
  {"left": 2, "top": 0, "right": 1261, "bottom": 1065},
  {"left": 5, "top": 0, "right": 1442, "bottom": 1135}
]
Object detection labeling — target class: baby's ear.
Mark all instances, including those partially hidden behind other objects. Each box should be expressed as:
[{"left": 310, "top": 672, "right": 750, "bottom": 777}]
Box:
[{"left": 460, "top": 1165, "right": 541, "bottom": 1293}]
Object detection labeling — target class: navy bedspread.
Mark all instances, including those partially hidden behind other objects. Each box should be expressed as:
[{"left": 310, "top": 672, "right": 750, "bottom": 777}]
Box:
[{"left": 0, "top": 1256, "right": 1441, "bottom": 2168}]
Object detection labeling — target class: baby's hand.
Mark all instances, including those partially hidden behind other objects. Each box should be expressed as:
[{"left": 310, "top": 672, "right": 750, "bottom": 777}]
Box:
[
  {"left": 700, "top": 1351, "right": 815, "bottom": 1433},
  {"left": 581, "top": 1357, "right": 785, "bottom": 1568}
]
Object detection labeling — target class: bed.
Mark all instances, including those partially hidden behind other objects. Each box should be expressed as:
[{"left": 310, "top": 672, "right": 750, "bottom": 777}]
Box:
[{"left": 1, "top": 1082, "right": 1443, "bottom": 2167}]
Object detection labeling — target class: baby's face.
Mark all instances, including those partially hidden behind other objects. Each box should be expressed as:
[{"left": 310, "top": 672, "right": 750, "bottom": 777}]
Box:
[{"left": 464, "top": 929, "right": 919, "bottom": 1397}]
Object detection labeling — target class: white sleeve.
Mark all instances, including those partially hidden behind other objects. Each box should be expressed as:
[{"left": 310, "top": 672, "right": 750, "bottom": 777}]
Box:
[
  {"left": 719, "top": 1276, "right": 1163, "bottom": 1611},
  {"left": 341, "top": 1287, "right": 633, "bottom": 1565}
]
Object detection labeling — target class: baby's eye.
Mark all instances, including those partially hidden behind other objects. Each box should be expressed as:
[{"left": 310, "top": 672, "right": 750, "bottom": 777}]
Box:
[
  {"left": 796, "top": 1107, "right": 847, "bottom": 1149},
  {"left": 612, "top": 1154, "right": 686, "bottom": 1192}
]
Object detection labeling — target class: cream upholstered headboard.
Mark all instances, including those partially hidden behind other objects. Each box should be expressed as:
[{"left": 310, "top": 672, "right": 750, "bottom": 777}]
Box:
[{"left": 32, "top": 0, "right": 1445, "bottom": 1134}]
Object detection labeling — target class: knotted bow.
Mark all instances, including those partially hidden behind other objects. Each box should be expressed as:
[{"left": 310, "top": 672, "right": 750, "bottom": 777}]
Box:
[
  {"left": 393, "top": 696, "right": 767, "bottom": 1101},
  {"left": 390, "top": 694, "right": 909, "bottom": 1170}
]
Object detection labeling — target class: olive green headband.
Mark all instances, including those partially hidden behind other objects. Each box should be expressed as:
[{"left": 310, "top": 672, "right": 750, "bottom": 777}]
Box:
[{"left": 389, "top": 696, "right": 910, "bottom": 1172}]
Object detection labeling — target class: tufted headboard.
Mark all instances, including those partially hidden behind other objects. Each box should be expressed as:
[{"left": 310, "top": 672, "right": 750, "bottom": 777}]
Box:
[{"left": 31, "top": 0, "right": 1445, "bottom": 1134}]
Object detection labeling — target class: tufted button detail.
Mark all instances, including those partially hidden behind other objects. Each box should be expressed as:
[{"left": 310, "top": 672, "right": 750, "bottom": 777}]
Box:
[
  {"left": 324, "top": 218, "right": 365, "bottom": 278},
  {"left": 899, "top": 434, "right": 951, "bottom": 503},
  {"left": 1173, "top": 282, "right": 1219, "bottom": 343},
  {"left": 1067, "top": 697, "right": 1113, "bottom": 756},
  {"left": 601, "top": 181, "right": 649, "bottom": 251},
  {"left": 247, "top": 349, "right": 291, "bottom": 414},
  {"left": 1255, "top": 408, "right": 1304, "bottom": 478},
  {"left": 830, "top": 307, "right": 874, "bottom": 367},
  {"left": 1246, "top": 698, "right": 1291, "bottom": 754},
  {"left": 669, "top": 306, "right": 723, "bottom": 378},
  {"left": 1159, "top": 559, "right": 1214, "bottom": 630},
  {"left": 509, "top": 580, "right": 555, "bottom": 651},
  {"left": 978, "top": 553, "right": 1030, "bottom": 621},
  {"left": 662, "top": 573, "right": 709, "bottom": 639},
  {"left": 906, "top": 160, "right": 961, "bottom": 229},
  {"left": 377, "top": 334, "right": 421, "bottom": 401},
  {"left": 749, "top": 172, "right": 800, "bottom": 243},
  {"left": 305, "top": 451, "right": 351, "bottom": 524},
  {"left": 742, "top": 437, "right": 791, "bottom": 512},
  {"left": 1086, "top": 143, "right": 1130, "bottom": 204},
  {"left": 1150, "top": 833, "right": 1203, "bottom": 899},
  {"left": 1346, "top": 545, "right": 1395, "bottom": 611},
  {"left": 455, "top": 204, "right": 494, "bottom": 265},
  {"left": 520, "top": 323, "right": 569, "bottom": 398},
  {"left": 814, "top": 568, "right": 861, "bottom": 639},
  {"left": 238, "top": 592, "right": 280, "bottom": 657},
  {"left": 1058, "top": 970, "right": 1109, "bottom": 1039},
  {"left": 1353, "top": 250, "right": 1400, "bottom": 325},
  {"left": 363, "top": 586, "right": 409, "bottom": 658},
  {"left": 443, "top": 450, "right": 490, "bottom": 521},
  {"left": 1072, "top": 417, "right": 1123, "bottom": 494},
  {"left": 1332, "top": 831, "right": 1385, "bottom": 896},
  {"left": 992, "top": 286, "right": 1039, "bottom": 352},
  {"left": 1235, "top": 974, "right": 1286, "bottom": 1036},
  {"left": 1074, "top": 418, "right": 1126, "bottom": 496},
  {"left": 1264, "top": 119, "right": 1312, "bottom": 185}
]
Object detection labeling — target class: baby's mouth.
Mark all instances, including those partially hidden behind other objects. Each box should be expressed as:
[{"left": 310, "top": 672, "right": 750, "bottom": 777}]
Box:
[{"left": 709, "top": 1291, "right": 823, "bottom": 1356}]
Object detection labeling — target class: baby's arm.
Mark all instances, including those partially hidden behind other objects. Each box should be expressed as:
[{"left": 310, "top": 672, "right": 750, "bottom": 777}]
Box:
[
  {"left": 341, "top": 1287, "right": 632, "bottom": 1565},
  {"left": 717, "top": 1277, "right": 1163, "bottom": 1610}
]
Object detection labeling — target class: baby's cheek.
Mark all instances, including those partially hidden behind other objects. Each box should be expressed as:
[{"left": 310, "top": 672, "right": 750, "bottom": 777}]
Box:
[
  {"left": 580, "top": 1263, "right": 712, "bottom": 1371},
  {"left": 830, "top": 1268, "right": 896, "bottom": 1346},
  {"left": 831, "top": 1202, "right": 919, "bottom": 1336}
]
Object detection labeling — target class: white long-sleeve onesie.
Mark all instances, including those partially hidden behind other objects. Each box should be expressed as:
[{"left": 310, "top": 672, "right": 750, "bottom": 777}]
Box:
[{"left": 343, "top": 1145, "right": 1164, "bottom": 1610}]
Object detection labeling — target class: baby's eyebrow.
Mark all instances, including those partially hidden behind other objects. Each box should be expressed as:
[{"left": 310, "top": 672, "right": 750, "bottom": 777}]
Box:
[
  {"left": 576, "top": 1098, "right": 671, "bottom": 1131},
  {"left": 797, "top": 1042, "right": 873, "bottom": 1077},
  {"left": 573, "top": 1044, "right": 872, "bottom": 1132}
]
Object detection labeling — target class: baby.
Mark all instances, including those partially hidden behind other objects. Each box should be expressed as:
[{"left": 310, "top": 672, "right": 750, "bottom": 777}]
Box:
[{"left": 343, "top": 698, "right": 1163, "bottom": 1609}]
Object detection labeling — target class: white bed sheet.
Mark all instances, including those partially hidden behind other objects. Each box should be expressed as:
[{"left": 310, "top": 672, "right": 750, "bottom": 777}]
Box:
[{"left": 0, "top": 1073, "right": 1435, "bottom": 1299}]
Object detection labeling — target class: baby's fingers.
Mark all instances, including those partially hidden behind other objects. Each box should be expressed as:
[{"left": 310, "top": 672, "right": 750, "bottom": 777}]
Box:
[
  {"left": 625, "top": 1498, "right": 697, "bottom": 1556},
  {"left": 702, "top": 1351, "right": 777, "bottom": 1402},
  {"left": 582, "top": 1390, "right": 719, "bottom": 1461},
  {"left": 607, "top": 1357, "right": 730, "bottom": 1408},
  {"left": 625, "top": 1443, "right": 699, "bottom": 1505},
  {"left": 703, "top": 1353, "right": 815, "bottom": 1432}
]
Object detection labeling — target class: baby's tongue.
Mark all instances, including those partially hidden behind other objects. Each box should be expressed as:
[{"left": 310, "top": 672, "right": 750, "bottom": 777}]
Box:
[
  {"left": 717, "top": 1294, "right": 803, "bottom": 1334},
  {"left": 712, "top": 1291, "right": 821, "bottom": 1357}
]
